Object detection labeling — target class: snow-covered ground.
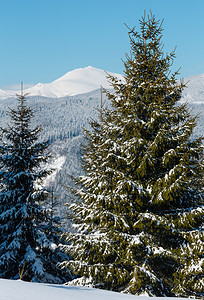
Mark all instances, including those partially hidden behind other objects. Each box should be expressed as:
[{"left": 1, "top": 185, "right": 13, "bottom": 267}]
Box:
[
  {"left": 43, "top": 155, "right": 66, "bottom": 187},
  {"left": 0, "top": 279, "right": 188, "bottom": 300}
]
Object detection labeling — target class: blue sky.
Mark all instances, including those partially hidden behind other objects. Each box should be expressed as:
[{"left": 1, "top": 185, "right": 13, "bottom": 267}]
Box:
[{"left": 0, "top": 0, "right": 203, "bottom": 89}]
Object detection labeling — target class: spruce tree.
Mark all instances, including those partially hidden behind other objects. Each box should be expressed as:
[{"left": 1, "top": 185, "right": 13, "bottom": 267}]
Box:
[
  {"left": 0, "top": 90, "right": 70, "bottom": 283},
  {"left": 63, "top": 13, "right": 204, "bottom": 296}
]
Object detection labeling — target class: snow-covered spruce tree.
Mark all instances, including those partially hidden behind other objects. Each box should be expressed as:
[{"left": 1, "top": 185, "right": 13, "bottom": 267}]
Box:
[
  {"left": 62, "top": 13, "right": 204, "bottom": 296},
  {"left": 0, "top": 91, "right": 70, "bottom": 283}
]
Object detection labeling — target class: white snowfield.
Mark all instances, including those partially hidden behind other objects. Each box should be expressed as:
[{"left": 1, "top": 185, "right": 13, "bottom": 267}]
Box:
[{"left": 0, "top": 279, "right": 188, "bottom": 300}]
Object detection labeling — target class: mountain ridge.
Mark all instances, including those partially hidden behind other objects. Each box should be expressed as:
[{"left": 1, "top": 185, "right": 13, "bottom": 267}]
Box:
[
  {"left": 0, "top": 66, "right": 124, "bottom": 99},
  {"left": 0, "top": 67, "right": 204, "bottom": 102}
]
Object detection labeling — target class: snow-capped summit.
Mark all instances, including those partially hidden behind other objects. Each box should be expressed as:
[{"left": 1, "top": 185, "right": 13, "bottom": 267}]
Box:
[{"left": 25, "top": 66, "right": 124, "bottom": 98}]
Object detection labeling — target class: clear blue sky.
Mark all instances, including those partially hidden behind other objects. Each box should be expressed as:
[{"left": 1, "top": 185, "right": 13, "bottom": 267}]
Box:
[{"left": 0, "top": 0, "right": 204, "bottom": 89}]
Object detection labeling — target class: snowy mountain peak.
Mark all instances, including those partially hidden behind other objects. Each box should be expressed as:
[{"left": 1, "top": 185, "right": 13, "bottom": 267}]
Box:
[
  {"left": 24, "top": 66, "right": 124, "bottom": 98},
  {"left": 55, "top": 66, "right": 106, "bottom": 81}
]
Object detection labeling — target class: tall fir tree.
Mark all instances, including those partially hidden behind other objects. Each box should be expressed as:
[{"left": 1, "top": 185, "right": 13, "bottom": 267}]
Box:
[
  {"left": 62, "top": 13, "right": 204, "bottom": 297},
  {"left": 0, "top": 89, "right": 70, "bottom": 283}
]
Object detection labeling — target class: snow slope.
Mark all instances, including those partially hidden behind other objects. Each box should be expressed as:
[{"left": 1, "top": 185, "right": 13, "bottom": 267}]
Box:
[
  {"left": 24, "top": 66, "right": 124, "bottom": 98},
  {"left": 181, "top": 73, "right": 204, "bottom": 103},
  {"left": 0, "top": 279, "right": 187, "bottom": 300},
  {"left": 0, "top": 88, "right": 15, "bottom": 100}
]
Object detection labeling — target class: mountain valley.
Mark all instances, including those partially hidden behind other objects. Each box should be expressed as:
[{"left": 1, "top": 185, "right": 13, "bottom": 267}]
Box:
[{"left": 0, "top": 67, "right": 203, "bottom": 224}]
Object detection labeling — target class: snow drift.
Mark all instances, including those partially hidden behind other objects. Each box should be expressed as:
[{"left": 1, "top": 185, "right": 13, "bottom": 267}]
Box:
[{"left": 0, "top": 279, "right": 188, "bottom": 300}]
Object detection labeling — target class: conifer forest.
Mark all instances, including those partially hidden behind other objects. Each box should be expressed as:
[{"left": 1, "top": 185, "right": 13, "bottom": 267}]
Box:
[{"left": 0, "top": 13, "right": 203, "bottom": 298}]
